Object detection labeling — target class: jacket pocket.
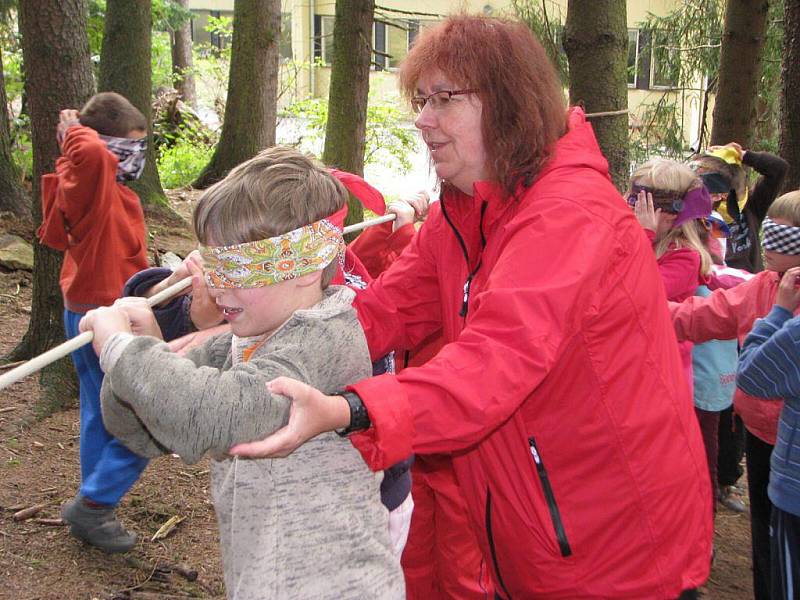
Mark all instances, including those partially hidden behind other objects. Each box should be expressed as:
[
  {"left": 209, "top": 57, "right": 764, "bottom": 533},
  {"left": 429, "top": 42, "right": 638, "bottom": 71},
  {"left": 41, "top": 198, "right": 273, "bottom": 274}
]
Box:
[
  {"left": 485, "top": 488, "right": 513, "bottom": 600},
  {"left": 528, "top": 435, "right": 572, "bottom": 558}
]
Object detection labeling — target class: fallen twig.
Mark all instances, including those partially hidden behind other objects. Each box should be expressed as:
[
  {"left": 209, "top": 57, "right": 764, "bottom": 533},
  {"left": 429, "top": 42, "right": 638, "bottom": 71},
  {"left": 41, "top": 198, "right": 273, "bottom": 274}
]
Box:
[
  {"left": 0, "top": 361, "right": 24, "bottom": 371},
  {"left": 0, "top": 406, "right": 17, "bottom": 413},
  {"left": 32, "top": 518, "right": 63, "bottom": 526},
  {"left": 151, "top": 515, "right": 184, "bottom": 541},
  {"left": 13, "top": 503, "right": 48, "bottom": 521}
]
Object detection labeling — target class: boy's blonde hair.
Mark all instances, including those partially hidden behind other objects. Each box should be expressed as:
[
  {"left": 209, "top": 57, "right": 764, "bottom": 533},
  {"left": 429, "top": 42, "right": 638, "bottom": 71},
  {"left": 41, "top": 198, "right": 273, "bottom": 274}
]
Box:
[
  {"left": 767, "top": 191, "right": 800, "bottom": 227},
  {"left": 193, "top": 146, "right": 347, "bottom": 287},
  {"left": 630, "top": 158, "right": 712, "bottom": 276}
]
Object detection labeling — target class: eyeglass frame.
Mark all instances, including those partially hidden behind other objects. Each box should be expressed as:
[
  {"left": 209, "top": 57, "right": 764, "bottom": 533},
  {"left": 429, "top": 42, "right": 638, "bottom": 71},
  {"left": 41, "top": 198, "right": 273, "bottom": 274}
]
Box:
[{"left": 410, "top": 89, "right": 479, "bottom": 114}]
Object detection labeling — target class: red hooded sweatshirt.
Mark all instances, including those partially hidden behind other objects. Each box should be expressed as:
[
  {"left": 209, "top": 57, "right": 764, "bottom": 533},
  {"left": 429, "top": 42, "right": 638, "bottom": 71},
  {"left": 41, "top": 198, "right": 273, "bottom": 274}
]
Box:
[
  {"left": 38, "top": 125, "right": 148, "bottom": 312},
  {"left": 347, "top": 109, "right": 712, "bottom": 598}
]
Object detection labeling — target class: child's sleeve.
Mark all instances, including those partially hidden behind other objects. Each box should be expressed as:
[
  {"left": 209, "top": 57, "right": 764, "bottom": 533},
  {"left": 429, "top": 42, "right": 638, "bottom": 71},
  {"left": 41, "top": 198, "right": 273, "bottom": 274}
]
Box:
[
  {"left": 669, "top": 277, "right": 756, "bottom": 343},
  {"left": 99, "top": 334, "right": 305, "bottom": 464},
  {"left": 122, "top": 267, "right": 194, "bottom": 341},
  {"left": 743, "top": 150, "right": 789, "bottom": 224},
  {"left": 56, "top": 126, "right": 115, "bottom": 226},
  {"left": 737, "top": 306, "right": 800, "bottom": 400}
]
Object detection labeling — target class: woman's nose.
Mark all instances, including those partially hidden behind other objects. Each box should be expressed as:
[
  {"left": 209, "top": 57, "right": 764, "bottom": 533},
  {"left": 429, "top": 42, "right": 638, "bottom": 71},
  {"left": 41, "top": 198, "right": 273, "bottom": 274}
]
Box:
[{"left": 414, "top": 102, "right": 436, "bottom": 130}]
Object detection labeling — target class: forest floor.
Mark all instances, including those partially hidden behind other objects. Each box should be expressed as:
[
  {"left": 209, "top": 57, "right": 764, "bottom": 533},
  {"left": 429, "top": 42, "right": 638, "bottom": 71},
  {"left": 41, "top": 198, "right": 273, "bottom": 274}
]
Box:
[{"left": 0, "top": 192, "right": 755, "bottom": 599}]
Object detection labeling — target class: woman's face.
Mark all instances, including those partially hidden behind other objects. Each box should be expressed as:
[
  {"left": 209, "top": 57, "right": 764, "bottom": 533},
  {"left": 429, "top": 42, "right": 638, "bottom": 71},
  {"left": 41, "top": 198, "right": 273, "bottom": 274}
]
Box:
[{"left": 413, "top": 69, "right": 489, "bottom": 196}]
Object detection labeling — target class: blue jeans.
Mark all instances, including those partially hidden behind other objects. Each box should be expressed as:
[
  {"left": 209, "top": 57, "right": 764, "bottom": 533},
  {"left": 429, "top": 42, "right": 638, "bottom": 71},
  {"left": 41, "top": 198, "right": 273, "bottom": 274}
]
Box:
[{"left": 64, "top": 309, "right": 148, "bottom": 506}]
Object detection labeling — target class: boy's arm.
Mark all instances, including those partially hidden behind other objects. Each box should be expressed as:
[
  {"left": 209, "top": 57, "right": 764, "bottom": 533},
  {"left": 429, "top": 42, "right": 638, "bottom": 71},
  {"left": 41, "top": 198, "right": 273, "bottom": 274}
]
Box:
[
  {"left": 100, "top": 334, "right": 305, "bottom": 464},
  {"left": 737, "top": 307, "right": 800, "bottom": 399},
  {"left": 743, "top": 150, "right": 789, "bottom": 224},
  {"left": 57, "top": 126, "right": 114, "bottom": 226}
]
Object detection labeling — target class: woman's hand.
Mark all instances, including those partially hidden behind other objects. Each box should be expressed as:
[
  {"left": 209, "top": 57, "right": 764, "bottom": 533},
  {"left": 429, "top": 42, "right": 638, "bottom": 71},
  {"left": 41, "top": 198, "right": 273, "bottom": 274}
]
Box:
[
  {"left": 633, "top": 189, "right": 660, "bottom": 233},
  {"left": 229, "top": 377, "right": 351, "bottom": 458},
  {"left": 388, "top": 191, "right": 431, "bottom": 231},
  {"left": 776, "top": 266, "right": 800, "bottom": 313}
]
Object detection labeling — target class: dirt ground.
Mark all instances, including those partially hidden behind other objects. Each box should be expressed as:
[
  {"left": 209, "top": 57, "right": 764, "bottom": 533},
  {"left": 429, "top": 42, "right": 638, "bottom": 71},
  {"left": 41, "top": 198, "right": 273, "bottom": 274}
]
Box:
[{"left": 0, "top": 194, "right": 756, "bottom": 599}]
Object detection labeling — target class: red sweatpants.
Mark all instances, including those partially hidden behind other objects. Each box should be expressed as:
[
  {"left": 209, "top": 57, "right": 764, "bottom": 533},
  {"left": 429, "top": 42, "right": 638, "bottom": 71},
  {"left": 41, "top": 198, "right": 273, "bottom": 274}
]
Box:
[{"left": 401, "top": 455, "right": 494, "bottom": 599}]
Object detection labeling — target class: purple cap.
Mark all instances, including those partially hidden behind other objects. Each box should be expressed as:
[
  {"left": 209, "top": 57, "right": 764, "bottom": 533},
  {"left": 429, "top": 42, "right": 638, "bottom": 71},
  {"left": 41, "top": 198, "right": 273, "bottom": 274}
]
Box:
[{"left": 673, "top": 186, "right": 712, "bottom": 228}]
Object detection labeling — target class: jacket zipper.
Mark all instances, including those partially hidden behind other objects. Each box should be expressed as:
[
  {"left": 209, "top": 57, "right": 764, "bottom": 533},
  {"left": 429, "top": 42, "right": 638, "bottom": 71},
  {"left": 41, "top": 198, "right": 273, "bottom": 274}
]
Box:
[
  {"left": 485, "top": 489, "right": 513, "bottom": 599},
  {"left": 528, "top": 435, "right": 573, "bottom": 557},
  {"left": 440, "top": 197, "right": 487, "bottom": 317}
]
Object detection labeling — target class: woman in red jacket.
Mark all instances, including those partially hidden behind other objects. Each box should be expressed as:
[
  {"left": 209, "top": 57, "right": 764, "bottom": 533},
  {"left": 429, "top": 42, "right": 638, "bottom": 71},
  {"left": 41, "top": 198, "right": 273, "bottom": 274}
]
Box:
[{"left": 233, "top": 15, "right": 712, "bottom": 599}]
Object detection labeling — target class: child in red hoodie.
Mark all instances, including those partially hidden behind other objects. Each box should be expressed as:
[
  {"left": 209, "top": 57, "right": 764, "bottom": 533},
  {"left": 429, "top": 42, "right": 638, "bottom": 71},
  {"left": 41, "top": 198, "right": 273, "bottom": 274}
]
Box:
[{"left": 38, "top": 92, "right": 149, "bottom": 553}]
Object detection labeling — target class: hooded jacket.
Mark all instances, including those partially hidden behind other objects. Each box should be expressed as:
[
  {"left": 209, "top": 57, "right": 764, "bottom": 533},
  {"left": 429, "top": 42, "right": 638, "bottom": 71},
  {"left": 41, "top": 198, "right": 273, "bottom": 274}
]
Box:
[
  {"left": 38, "top": 125, "right": 148, "bottom": 312},
  {"left": 347, "top": 109, "right": 713, "bottom": 598}
]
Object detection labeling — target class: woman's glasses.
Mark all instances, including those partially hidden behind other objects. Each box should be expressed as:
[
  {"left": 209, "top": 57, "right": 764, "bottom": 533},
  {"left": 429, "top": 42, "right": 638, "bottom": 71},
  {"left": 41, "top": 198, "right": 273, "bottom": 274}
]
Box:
[{"left": 410, "top": 89, "right": 478, "bottom": 114}]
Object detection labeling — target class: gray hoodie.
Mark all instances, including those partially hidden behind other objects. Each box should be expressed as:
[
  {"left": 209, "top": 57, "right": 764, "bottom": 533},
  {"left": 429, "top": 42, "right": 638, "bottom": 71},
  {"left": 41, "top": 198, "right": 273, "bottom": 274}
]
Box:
[{"left": 99, "top": 286, "right": 405, "bottom": 599}]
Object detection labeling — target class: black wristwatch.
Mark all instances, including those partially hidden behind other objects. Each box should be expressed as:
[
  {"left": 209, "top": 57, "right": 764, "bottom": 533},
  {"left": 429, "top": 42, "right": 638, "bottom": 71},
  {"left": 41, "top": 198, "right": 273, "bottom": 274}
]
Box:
[{"left": 335, "top": 391, "right": 371, "bottom": 437}]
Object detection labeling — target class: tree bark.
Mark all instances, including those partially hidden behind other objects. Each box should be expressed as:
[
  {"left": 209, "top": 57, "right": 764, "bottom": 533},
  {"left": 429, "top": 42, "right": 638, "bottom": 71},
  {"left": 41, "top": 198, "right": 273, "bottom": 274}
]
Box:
[
  {"left": 99, "top": 0, "right": 166, "bottom": 205},
  {"left": 780, "top": 0, "right": 800, "bottom": 192},
  {"left": 710, "top": 0, "right": 770, "bottom": 147},
  {"left": 564, "top": 0, "right": 629, "bottom": 191},
  {"left": 16, "top": 0, "right": 94, "bottom": 404},
  {"left": 193, "top": 0, "right": 280, "bottom": 188},
  {"left": 0, "top": 47, "right": 28, "bottom": 217},
  {"left": 171, "top": 0, "right": 196, "bottom": 110},
  {"left": 322, "top": 0, "right": 374, "bottom": 228}
]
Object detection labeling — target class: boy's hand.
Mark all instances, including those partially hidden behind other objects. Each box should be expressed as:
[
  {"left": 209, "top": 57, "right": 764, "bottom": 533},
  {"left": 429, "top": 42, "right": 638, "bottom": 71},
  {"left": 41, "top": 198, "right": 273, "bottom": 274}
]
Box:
[
  {"left": 147, "top": 251, "right": 223, "bottom": 330},
  {"left": 57, "top": 109, "right": 80, "bottom": 146},
  {"left": 79, "top": 307, "right": 132, "bottom": 356},
  {"left": 111, "top": 297, "right": 163, "bottom": 339},
  {"left": 388, "top": 191, "right": 431, "bottom": 232},
  {"left": 776, "top": 267, "right": 800, "bottom": 313},
  {"left": 633, "top": 189, "right": 660, "bottom": 233}
]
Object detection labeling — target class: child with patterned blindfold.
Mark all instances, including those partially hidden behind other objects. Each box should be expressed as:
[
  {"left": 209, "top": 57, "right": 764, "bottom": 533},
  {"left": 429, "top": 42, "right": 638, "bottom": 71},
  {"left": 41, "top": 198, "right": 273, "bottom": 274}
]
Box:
[{"left": 78, "top": 146, "right": 405, "bottom": 598}]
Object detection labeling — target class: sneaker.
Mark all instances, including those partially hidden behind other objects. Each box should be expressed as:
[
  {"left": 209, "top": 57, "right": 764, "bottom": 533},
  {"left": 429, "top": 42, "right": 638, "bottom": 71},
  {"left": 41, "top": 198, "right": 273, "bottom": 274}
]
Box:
[
  {"left": 718, "top": 485, "right": 746, "bottom": 513},
  {"left": 61, "top": 495, "right": 137, "bottom": 553}
]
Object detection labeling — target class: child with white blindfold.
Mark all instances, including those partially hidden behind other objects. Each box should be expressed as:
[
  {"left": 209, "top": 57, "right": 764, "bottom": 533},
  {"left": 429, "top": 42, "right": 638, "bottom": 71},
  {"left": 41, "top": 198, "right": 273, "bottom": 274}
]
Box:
[
  {"left": 670, "top": 190, "right": 800, "bottom": 595},
  {"left": 78, "top": 146, "right": 405, "bottom": 599}
]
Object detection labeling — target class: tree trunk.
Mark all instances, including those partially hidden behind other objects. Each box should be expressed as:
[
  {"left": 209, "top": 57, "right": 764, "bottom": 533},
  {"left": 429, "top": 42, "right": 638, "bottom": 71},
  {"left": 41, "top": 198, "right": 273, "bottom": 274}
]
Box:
[
  {"left": 0, "top": 47, "right": 28, "bottom": 217},
  {"left": 322, "top": 0, "right": 374, "bottom": 228},
  {"left": 16, "top": 0, "right": 94, "bottom": 406},
  {"left": 193, "top": 0, "right": 280, "bottom": 188},
  {"left": 710, "top": 0, "right": 770, "bottom": 147},
  {"left": 564, "top": 0, "right": 629, "bottom": 191},
  {"left": 171, "top": 0, "right": 196, "bottom": 110},
  {"left": 780, "top": 0, "right": 800, "bottom": 192},
  {"left": 99, "top": 0, "right": 166, "bottom": 205}
]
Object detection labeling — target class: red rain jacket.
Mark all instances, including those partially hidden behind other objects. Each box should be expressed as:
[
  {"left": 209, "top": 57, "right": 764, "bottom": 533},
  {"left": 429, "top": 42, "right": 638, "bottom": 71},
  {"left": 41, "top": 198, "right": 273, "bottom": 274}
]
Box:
[{"left": 349, "top": 109, "right": 712, "bottom": 598}]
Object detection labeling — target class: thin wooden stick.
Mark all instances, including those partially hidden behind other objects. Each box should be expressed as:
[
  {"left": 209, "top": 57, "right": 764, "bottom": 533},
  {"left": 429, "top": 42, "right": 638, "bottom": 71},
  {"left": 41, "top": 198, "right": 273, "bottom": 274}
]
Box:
[
  {"left": 343, "top": 213, "right": 396, "bottom": 234},
  {"left": 0, "top": 214, "right": 397, "bottom": 391},
  {"left": 0, "top": 277, "right": 192, "bottom": 391}
]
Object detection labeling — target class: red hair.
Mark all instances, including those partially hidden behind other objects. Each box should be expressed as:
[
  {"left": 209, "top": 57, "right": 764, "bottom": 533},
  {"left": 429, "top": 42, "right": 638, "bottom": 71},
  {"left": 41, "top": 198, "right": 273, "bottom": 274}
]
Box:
[{"left": 400, "top": 14, "right": 567, "bottom": 196}]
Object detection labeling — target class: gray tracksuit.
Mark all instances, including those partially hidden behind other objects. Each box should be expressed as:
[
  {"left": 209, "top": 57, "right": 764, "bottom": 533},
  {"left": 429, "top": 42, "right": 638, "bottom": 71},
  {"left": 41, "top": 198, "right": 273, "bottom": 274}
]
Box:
[{"left": 99, "top": 286, "right": 405, "bottom": 599}]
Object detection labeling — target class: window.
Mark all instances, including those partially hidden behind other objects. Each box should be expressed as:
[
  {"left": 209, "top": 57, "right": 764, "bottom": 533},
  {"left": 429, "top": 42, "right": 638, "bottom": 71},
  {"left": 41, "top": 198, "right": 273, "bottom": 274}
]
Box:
[
  {"left": 387, "top": 21, "right": 409, "bottom": 69},
  {"left": 317, "top": 15, "right": 335, "bottom": 64},
  {"left": 650, "top": 30, "right": 679, "bottom": 88},
  {"left": 627, "top": 29, "right": 639, "bottom": 87},
  {"left": 280, "top": 12, "right": 292, "bottom": 61}
]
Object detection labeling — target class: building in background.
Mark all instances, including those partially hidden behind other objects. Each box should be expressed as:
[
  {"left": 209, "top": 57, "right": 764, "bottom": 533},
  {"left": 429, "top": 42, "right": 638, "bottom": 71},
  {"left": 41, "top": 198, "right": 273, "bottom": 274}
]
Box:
[{"left": 187, "top": 0, "right": 710, "bottom": 152}]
